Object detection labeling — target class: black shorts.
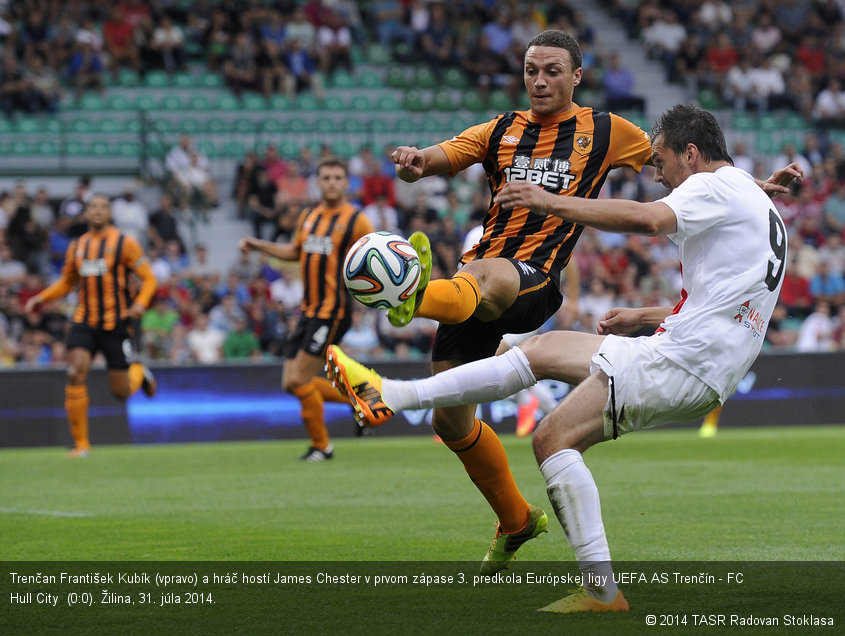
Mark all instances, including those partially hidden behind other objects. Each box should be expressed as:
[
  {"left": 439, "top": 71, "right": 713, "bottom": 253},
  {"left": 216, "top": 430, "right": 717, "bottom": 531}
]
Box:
[
  {"left": 432, "top": 259, "right": 563, "bottom": 364},
  {"left": 283, "top": 314, "right": 352, "bottom": 359},
  {"left": 66, "top": 322, "right": 135, "bottom": 370}
]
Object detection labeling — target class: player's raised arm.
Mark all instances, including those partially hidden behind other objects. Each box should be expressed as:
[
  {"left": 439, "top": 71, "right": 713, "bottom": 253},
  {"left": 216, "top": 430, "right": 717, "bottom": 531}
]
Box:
[
  {"left": 391, "top": 145, "right": 451, "bottom": 183},
  {"left": 755, "top": 161, "right": 804, "bottom": 198},
  {"left": 238, "top": 236, "right": 299, "bottom": 261}
]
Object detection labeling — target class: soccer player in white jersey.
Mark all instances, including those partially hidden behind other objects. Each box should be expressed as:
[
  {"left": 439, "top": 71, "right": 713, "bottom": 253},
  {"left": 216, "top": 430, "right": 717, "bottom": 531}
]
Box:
[{"left": 327, "top": 104, "right": 802, "bottom": 613}]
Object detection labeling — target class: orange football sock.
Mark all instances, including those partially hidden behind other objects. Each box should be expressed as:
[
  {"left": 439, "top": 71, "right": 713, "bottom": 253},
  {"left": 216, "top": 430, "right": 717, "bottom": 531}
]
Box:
[
  {"left": 65, "top": 385, "right": 90, "bottom": 450},
  {"left": 417, "top": 272, "right": 481, "bottom": 324},
  {"left": 128, "top": 362, "right": 144, "bottom": 395},
  {"left": 292, "top": 382, "right": 330, "bottom": 450},
  {"left": 312, "top": 376, "right": 347, "bottom": 403},
  {"left": 703, "top": 406, "right": 722, "bottom": 428},
  {"left": 443, "top": 418, "right": 530, "bottom": 533}
]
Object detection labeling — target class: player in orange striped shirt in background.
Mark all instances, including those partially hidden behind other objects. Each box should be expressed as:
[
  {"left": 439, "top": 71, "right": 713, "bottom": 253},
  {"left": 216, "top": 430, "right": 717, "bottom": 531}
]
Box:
[
  {"left": 25, "top": 194, "right": 158, "bottom": 457},
  {"left": 239, "top": 157, "right": 375, "bottom": 461}
]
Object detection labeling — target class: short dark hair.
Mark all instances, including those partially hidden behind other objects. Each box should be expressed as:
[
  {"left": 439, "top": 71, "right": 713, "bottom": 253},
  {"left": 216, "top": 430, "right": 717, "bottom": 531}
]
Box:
[
  {"left": 316, "top": 156, "right": 348, "bottom": 176},
  {"left": 526, "top": 30, "right": 582, "bottom": 71},
  {"left": 652, "top": 104, "right": 733, "bottom": 165}
]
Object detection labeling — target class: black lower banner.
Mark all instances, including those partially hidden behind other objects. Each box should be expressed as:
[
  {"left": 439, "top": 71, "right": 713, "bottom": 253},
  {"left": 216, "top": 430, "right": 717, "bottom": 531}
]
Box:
[{"left": 2, "top": 561, "right": 841, "bottom": 634}]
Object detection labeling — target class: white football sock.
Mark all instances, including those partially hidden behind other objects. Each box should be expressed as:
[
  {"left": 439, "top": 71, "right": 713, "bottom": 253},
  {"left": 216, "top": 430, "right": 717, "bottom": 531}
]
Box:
[
  {"left": 381, "top": 347, "right": 536, "bottom": 411},
  {"left": 540, "top": 448, "right": 619, "bottom": 603},
  {"left": 530, "top": 381, "right": 558, "bottom": 415}
]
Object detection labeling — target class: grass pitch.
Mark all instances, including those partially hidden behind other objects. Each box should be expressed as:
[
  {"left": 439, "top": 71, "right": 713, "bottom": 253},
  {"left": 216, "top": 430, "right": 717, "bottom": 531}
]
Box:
[{"left": 2, "top": 425, "right": 843, "bottom": 634}]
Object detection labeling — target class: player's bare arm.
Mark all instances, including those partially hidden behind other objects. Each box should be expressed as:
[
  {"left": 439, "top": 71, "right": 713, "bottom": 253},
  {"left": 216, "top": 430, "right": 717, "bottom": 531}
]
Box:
[
  {"left": 238, "top": 236, "right": 298, "bottom": 261},
  {"left": 495, "top": 181, "right": 678, "bottom": 235},
  {"left": 596, "top": 306, "right": 674, "bottom": 335},
  {"left": 391, "top": 144, "right": 451, "bottom": 183},
  {"left": 756, "top": 161, "right": 804, "bottom": 198}
]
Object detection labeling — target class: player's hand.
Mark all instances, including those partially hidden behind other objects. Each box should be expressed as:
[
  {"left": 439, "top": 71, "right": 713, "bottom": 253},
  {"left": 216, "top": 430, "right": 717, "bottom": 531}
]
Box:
[
  {"left": 760, "top": 161, "right": 804, "bottom": 198},
  {"left": 392, "top": 146, "right": 425, "bottom": 182},
  {"left": 495, "top": 182, "right": 552, "bottom": 214},
  {"left": 127, "top": 303, "right": 146, "bottom": 319},
  {"left": 238, "top": 237, "right": 256, "bottom": 253},
  {"left": 596, "top": 307, "right": 643, "bottom": 335},
  {"left": 24, "top": 296, "right": 41, "bottom": 314}
]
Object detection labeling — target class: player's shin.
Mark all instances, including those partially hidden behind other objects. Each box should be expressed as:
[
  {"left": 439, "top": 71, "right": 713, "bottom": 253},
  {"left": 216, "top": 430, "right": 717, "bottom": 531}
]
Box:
[
  {"left": 382, "top": 347, "right": 536, "bottom": 411},
  {"left": 540, "top": 448, "right": 619, "bottom": 603}
]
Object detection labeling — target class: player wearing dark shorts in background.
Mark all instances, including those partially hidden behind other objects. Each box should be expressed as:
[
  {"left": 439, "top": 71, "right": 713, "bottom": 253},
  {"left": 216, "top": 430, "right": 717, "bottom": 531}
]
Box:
[
  {"left": 329, "top": 30, "right": 652, "bottom": 571},
  {"left": 239, "top": 157, "right": 374, "bottom": 461},
  {"left": 25, "top": 195, "right": 158, "bottom": 457}
]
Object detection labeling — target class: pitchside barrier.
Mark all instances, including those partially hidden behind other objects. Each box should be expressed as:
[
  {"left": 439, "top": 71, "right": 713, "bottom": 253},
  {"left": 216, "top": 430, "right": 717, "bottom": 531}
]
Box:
[{"left": 1, "top": 352, "right": 843, "bottom": 448}]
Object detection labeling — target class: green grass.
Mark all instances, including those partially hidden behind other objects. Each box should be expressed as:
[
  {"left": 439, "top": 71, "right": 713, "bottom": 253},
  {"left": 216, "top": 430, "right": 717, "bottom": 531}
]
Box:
[{"left": 1, "top": 426, "right": 843, "bottom": 634}]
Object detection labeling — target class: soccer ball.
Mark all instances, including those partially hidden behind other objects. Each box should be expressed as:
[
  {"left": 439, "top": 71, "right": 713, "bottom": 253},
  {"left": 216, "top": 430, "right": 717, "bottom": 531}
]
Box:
[{"left": 343, "top": 232, "right": 421, "bottom": 309}]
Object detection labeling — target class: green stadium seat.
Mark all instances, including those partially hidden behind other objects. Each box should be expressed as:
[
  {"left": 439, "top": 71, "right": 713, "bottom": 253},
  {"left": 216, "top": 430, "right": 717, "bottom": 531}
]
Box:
[
  {"left": 431, "top": 90, "right": 457, "bottom": 111},
  {"left": 374, "top": 94, "right": 400, "bottom": 111},
  {"left": 330, "top": 71, "right": 355, "bottom": 88},
  {"left": 117, "top": 69, "right": 140, "bottom": 87},
  {"left": 402, "top": 90, "right": 427, "bottom": 112},
  {"left": 243, "top": 93, "right": 267, "bottom": 110},
  {"left": 697, "top": 88, "right": 722, "bottom": 110},
  {"left": 146, "top": 140, "right": 166, "bottom": 157},
  {"left": 279, "top": 139, "right": 300, "bottom": 159},
  {"left": 287, "top": 118, "right": 308, "bottom": 133},
  {"left": 9, "top": 140, "right": 33, "bottom": 155},
  {"left": 295, "top": 93, "right": 320, "bottom": 110},
  {"left": 106, "top": 94, "right": 131, "bottom": 110},
  {"left": 69, "top": 118, "right": 94, "bottom": 133},
  {"left": 322, "top": 95, "right": 345, "bottom": 110},
  {"left": 332, "top": 140, "right": 355, "bottom": 158},
  {"left": 347, "top": 95, "right": 372, "bottom": 111},
  {"left": 153, "top": 119, "right": 176, "bottom": 133},
  {"left": 223, "top": 140, "right": 246, "bottom": 158},
  {"left": 14, "top": 117, "right": 41, "bottom": 133},
  {"left": 116, "top": 141, "right": 140, "bottom": 158},
  {"left": 160, "top": 94, "right": 184, "bottom": 110},
  {"left": 422, "top": 116, "right": 444, "bottom": 133},
  {"left": 385, "top": 67, "right": 408, "bottom": 89},
  {"left": 214, "top": 94, "right": 240, "bottom": 110},
  {"left": 42, "top": 118, "right": 62, "bottom": 133},
  {"left": 488, "top": 91, "right": 511, "bottom": 112},
  {"left": 86, "top": 141, "right": 111, "bottom": 156},
  {"left": 314, "top": 118, "right": 336, "bottom": 133},
  {"left": 207, "top": 118, "right": 228, "bottom": 133},
  {"left": 199, "top": 72, "right": 224, "bottom": 88},
  {"left": 196, "top": 140, "right": 216, "bottom": 158},
  {"left": 189, "top": 94, "right": 212, "bottom": 110},
  {"left": 369, "top": 118, "right": 391, "bottom": 133},
  {"left": 395, "top": 118, "right": 418, "bottom": 133},
  {"left": 414, "top": 67, "right": 438, "bottom": 89},
  {"left": 134, "top": 94, "right": 156, "bottom": 110},
  {"left": 35, "top": 140, "right": 58, "bottom": 155},
  {"left": 64, "top": 140, "right": 85, "bottom": 156},
  {"left": 757, "top": 113, "right": 782, "bottom": 131},
  {"left": 231, "top": 118, "right": 255, "bottom": 133},
  {"left": 755, "top": 134, "right": 777, "bottom": 154},
  {"left": 96, "top": 118, "right": 121, "bottom": 133},
  {"left": 261, "top": 119, "right": 285, "bottom": 133},
  {"left": 338, "top": 118, "right": 365, "bottom": 133},
  {"left": 269, "top": 94, "right": 292, "bottom": 110},
  {"left": 144, "top": 71, "right": 170, "bottom": 88},
  {"left": 782, "top": 113, "right": 807, "bottom": 130},
  {"left": 443, "top": 68, "right": 466, "bottom": 90},
  {"left": 462, "top": 90, "right": 486, "bottom": 112},
  {"left": 732, "top": 112, "right": 756, "bottom": 131},
  {"left": 366, "top": 44, "right": 391, "bottom": 65},
  {"left": 172, "top": 72, "right": 196, "bottom": 88},
  {"left": 360, "top": 71, "right": 382, "bottom": 89},
  {"left": 0, "top": 118, "right": 10, "bottom": 133},
  {"left": 123, "top": 118, "right": 142, "bottom": 133},
  {"left": 78, "top": 93, "right": 105, "bottom": 110},
  {"left": 179, "top": 119, "right": 201, "bottom": 133}
]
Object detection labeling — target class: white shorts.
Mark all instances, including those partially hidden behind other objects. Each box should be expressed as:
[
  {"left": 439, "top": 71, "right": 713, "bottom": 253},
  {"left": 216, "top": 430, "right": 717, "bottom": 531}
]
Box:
[{"left": 590, "top": 334, "right": 721, "bottom": 440}]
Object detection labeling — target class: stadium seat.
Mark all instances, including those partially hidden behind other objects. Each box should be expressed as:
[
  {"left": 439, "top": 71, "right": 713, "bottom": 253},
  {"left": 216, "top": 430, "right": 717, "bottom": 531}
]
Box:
[
  {"left": 95, "top": 119, "right": 121, "bottom": 133},
  {"left": 462, "top": 90, "right": 486, "bottom": 112},
  {"left": 14, "top": 117, "right": 41, "bottom": 133},
  {"left": 338, "top": 118, "right": 365, "bottom": 133},
  {"left": 782, "top": 113, "right": 806, "bottom": 130},
  {"left": 414, "top": 67, "right": 438, "bottom": 90},
  {"left": 314, "top": 118, "right": 337, "bottom": 133},
  {"left": 172, "top": 72, "right": 196, "bottom": 88},
  {"left": 0, "top": 118, "right": 10, "bottom": 133},
  {"left": 189, "top": 94, "right": 212, "bottom": 110},
  {"left": 133, "top": 94, "right": 157, "bottom": 110},
  {"left": 69, "top": 118, "right": 94, "bottom": 133},
  {"left": 36, "top": 140, "right": 59, "bottom": 155},
  {"left": 179, "top": 119, "right": 201, "bottom": 133},
  {"left": 243, "top": 93, "right": 267, "bottom": 110},
  {"left": 443, "top": 68, "right": 467, "bottom": 90},
  {"left": 207, "top": 118, "right": 228, "bottom": 133},
  {"left": 279, "top": 139, "right": 300, "bottom": 159},
  {"left": 374, "top": 94, "right": 400, "bottom": 111},
  {"left": 488, "top": 91, "right": 511, "bottom": 112},
  {"left": 757, "top": 113, "right": 782, "bottom": 131},
  {"left": 261, "top": 119, "right": 285, "bottom": 133},
  {"left": 116, "top": 141, "right": 140, "bottom": 158},
  {"left": 754, "top": 134, "right": 777, "bottom": 154},
  {"left": 144, "top": 70, "right": 170, "bottom": 88},
  {"left": 117, "top": 69, "right": 140, "bottom": 87},
  {"left": 368, "top": 118, "right": 391, "bottom": 133},
  {"left": 199, "top": 72, "right": 224, "bottom": 89},
  {"left": 106, "top": 94, "right": 131, "bottom": 110},
  {"left": 332, "top": 140, "right": 355, "bottom": 158},
  {"left": 359, "top": 71, "right": 382, "bottom": 89},
  {"left": 269, "top": 94, "right": 292, "bottom": 110},
  {"left": 78, "top": 93, "right": 105, "bottom": 110},
  {"left": 322, "top": 95, "right": 345, "bottom": 110},
  {"left": 431, "top": 90, "right": 457, "bottom": 111},
  {"left": 366, "top": 44, "right": 391, "bottom": 65},
  {"left": 123, "top": 118, "right": 142, "bottom": 133},
  {"left": 697, "top": 88, "right": 722, "bottom": 110},
  {"left": 214, "top": 94, "right": 240, "bottom": 110},
  {"left": 223, "top": 140, "right": 245, "bottom": 158},
  {"left": 64, "top": 140, "right": 85, "bottom": 156},
  {"left": 160, "top": 94, "right": 183, "bottom": 110},
  {"left": 732, "top": 112, "right": 756, "bottom": 131},
  {"left": 295, "top": 93, "right": 320, "bottom": 110},
  {"left": 153, "top": 119, "right": 176, "bottom": 134},
  {"left": 347, "top": 95, "right": 372, "bottom": 111},
  {"left": 9, "top": 140, "right": 33, "bottom": 155},
  {"left": 385, "top": 67, "right": 408, "bottom": 89},
  {"left": 402, "top": 90, "right": 428, "bottom": 112},
  {"left": 231, "top": 118, "right": 255, "bottom": 133},
  {"left": 286, "top": 118, "right": 308, "bottom": 133},
  {"left": 330, "top": 71, "right": 355, "bottom": 88}
]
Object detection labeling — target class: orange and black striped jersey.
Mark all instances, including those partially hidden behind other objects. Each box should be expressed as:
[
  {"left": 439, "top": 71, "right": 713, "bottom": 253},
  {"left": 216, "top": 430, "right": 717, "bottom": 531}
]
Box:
[
  {"left": 294, "top": 202, "right": 375, "bottom": 320},
  {"left": 39, "top": 225, "right": 157, "bottom": 330},
  {"left": 439, "top": 104, "right": 652, "bottom": 280}
]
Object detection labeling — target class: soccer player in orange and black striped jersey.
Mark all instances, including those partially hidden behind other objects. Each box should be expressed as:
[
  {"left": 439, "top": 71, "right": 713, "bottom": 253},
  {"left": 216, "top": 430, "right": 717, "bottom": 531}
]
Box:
[
  {"left": 386, "top": 30, "right": 653, "bottom": 563},
  {"left": 239, "top": 156, "right": 374, "bottom": 461},
  {"left": 25, "top": 194, "right": 158, "bottom": 457}
]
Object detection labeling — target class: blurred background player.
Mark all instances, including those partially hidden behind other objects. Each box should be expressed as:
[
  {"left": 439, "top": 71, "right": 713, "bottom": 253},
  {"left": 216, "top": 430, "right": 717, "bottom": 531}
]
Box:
[
  {"left": 24, "top": 195, "right": 158, "bottom": 457},
  {"left": 238, "top": 157, "right": 374, "bottom": 461}
]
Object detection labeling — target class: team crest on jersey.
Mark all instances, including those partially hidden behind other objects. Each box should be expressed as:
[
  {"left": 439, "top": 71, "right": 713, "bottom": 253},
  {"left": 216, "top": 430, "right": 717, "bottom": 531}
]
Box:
[
  {"left": 573, "top": 134, "right": 593, "bottom": 156},
  {"left": 504, "top": 154, "right": 576, "bottom": 191}
]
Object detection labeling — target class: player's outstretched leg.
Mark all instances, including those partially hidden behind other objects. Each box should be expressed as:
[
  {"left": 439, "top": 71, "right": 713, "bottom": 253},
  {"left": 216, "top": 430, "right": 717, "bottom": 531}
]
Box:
[
  {"left": 388, "top": 231, "right": 431, "bottom": 327},
  {"left": 480, "top": 504, "right": 548, "bottom": 574},
  {"left": 326, "top": 345, "right": 395, "bottom": 427}
]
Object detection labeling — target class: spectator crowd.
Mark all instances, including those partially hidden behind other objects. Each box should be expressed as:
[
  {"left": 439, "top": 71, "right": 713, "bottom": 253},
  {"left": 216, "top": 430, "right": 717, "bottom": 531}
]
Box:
[{"left": 2, "top": 0, "right": 845, "bottom": 369}]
